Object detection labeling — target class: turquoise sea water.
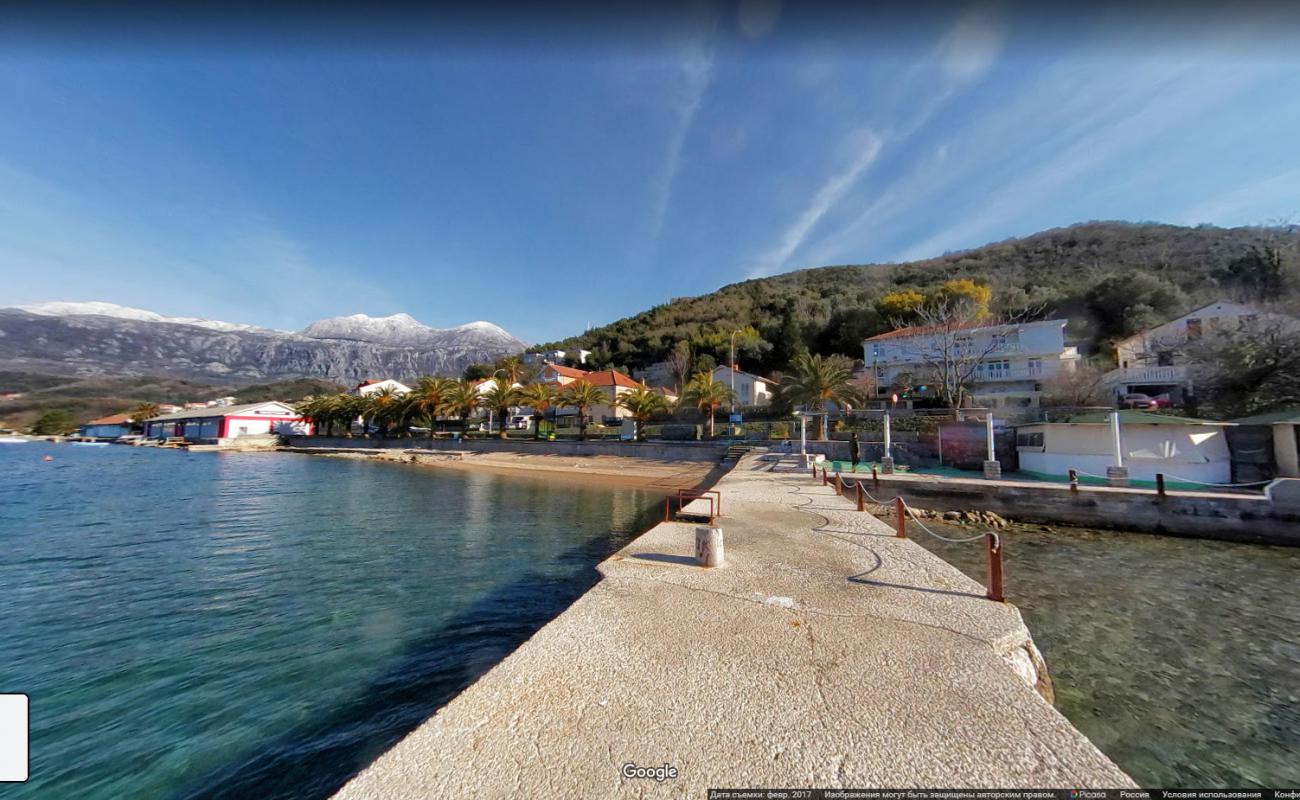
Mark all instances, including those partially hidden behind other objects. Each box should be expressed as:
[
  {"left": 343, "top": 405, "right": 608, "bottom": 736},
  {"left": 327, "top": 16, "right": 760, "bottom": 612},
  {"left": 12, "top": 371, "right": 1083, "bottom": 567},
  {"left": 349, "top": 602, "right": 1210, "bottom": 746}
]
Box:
[
  {"left": 910, "top": 521, "right": 1300, "bottom": 788},
  {"left": 0, "top": 444, "right": 666, "bottom": 799}
]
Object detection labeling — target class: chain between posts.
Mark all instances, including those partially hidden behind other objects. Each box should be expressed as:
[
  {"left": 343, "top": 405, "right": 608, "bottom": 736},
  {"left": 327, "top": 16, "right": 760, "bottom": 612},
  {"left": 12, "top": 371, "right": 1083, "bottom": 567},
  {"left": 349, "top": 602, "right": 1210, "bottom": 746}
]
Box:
[{"left": 832, "top": 471, "right": 1004, "bottom": 602}]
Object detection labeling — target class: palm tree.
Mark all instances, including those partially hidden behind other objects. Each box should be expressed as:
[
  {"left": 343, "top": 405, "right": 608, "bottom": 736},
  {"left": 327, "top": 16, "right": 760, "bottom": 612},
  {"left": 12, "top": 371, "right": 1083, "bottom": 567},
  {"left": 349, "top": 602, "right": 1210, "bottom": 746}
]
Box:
[
  {"left": 336, "top": 394, "right": 367, "bottom": 437},
  {"left": 443, "top": 380, "right": 483, "bottom": 437},
  {"left": 559, "top": 379, "right": 605, "bottom": 441},
  {"left": 495, "top": 355, "right": 527, "bottom": 385},
  {"left": 364, "top": 387, "right": 404, "bottom": 438},
  {"left": 515, "top": 382, "right": 556, "bottom": 440},
  {"left": 614, "top": 383, "right": 670, "bottom": 442},
  {"left": 295, "top": 396, "right": 332, "bottom": 436},
  {"left": 781, "top": 352, "right": 861, "bottom": 440},
  {"left": 404, "top": 376, "right": 456, "bottom": 439},
  {"left": 129, "top": 402, "right": 161, "bottom": 430},
  {"left": 479, "top": 377, "right": 517, "bottom": 440},
  {"left": 681, "top": 369, "right": 733, "bottom": 439}
]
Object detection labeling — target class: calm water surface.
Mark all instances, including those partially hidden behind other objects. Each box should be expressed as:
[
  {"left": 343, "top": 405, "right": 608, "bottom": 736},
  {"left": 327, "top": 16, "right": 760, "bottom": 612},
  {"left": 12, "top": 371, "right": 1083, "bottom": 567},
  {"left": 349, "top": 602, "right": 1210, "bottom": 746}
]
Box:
[
  {"left": 0, "top": 444, "right": 666, "bottom": 799},
  {"left": 912, "top": 521, "right": 1300, "bottom": 788}
]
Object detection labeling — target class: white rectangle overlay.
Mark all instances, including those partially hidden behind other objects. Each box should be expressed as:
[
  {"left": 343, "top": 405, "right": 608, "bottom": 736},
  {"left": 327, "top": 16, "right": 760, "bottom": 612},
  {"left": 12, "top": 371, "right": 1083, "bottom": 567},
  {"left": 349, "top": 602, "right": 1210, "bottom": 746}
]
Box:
[{"left": 0, "top": 694, "right": 28, "bottom": 782}]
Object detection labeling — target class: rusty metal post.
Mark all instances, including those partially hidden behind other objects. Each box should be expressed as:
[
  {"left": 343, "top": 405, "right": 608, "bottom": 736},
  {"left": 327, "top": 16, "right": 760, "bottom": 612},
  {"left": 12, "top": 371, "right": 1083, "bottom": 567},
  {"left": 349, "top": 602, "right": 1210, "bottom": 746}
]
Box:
[
  {"left": 664, "top": 496, "right": 671, "bottom": 523},
  {"left": 810, "top": 462, "right": 816, "bottom": 478},
  {"left": 1068, "top": 468, "right": 1079, "bottom": 494},
  {"left": 986, "top": 532, "right": 1004, "bottom": 602},
  {"left": 835, "top": 472, "right": 842, "bottom": 495},
  {"left": 822, "top": 467, "right": 828, "bottom": 485},
  {"left": 856, "top": 481, "right": 865, "bottom": 512},
  {"left": 1156, "top": 473, "right": 1166, "bottom": 498},
  {"left": 894, "top": 496, "right": 906, "bottom": 538},
  {"left": 872, "top": 463, "right": 879, "bottom": 489}
]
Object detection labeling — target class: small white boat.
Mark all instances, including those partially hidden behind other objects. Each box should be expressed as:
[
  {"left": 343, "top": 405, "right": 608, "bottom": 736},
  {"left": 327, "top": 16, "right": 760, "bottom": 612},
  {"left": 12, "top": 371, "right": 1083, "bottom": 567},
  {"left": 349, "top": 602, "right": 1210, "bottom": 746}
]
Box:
[
  {"left": 0, "top": 436, "right": 31, "bottom": 444},
  {"left": 71, "top": 441, "right": 110, "bottom": 447}
]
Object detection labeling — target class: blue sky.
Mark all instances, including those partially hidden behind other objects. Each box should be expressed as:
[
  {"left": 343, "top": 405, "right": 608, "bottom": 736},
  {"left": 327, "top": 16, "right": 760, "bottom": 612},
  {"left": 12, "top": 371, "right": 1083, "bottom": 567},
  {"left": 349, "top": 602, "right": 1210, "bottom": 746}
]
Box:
[{"left": 2, "top": 2, "right": 1299, "bottom": 343}]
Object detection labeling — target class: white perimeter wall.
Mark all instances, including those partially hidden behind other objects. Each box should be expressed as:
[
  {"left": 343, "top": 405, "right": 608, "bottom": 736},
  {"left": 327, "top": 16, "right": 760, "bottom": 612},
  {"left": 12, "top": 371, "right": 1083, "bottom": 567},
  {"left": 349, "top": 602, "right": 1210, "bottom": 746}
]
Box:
[{"left": 1018, "top": 423, "right": 1231, "bottom": 483}]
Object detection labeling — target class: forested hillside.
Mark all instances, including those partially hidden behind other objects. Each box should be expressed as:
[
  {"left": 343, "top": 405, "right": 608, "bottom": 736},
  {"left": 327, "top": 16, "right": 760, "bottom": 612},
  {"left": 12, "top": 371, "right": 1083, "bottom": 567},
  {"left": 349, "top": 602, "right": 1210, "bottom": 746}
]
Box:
[{"left": 537, "top": 222, "right": 1300, "bottom": 375}]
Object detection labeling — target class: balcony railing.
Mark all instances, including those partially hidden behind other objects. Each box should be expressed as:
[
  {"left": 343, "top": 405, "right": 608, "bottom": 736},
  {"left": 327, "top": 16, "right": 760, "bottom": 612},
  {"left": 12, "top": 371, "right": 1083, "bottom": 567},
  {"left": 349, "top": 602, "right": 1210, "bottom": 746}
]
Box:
[{"left": 1102, "top": 365, "right": 1187, "bottom": 385}]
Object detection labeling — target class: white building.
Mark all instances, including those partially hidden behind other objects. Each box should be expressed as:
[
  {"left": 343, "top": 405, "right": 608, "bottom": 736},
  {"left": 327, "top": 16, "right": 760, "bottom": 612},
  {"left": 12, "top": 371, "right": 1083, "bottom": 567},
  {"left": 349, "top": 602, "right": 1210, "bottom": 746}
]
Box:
[
  {"left": 144, "top": 401, "right": 311, "bottom": 443},
  {"left": 1102, "top": 300, "right": 1285, "bottom": 405},
  {"left": 352, "top": 378, "right": 411, "bottom": 397},
  {"left": 711, "top": 365, "right": 775, "bottom": 407},
  {"left": 524, "top": 349, "right": 591, "bottom": 365},
  {"left": 863, "top": 319, "right": 1079, "bottom": 409},
  {"left": 1015, "top": 411, "right": 1233, "bottom": 484}
]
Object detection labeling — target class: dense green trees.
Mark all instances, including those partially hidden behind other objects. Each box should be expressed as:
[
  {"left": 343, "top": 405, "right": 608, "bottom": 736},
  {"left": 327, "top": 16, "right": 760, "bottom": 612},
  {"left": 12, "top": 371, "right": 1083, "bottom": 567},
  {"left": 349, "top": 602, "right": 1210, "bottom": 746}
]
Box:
[
  {"left": 532, "top": 222, "right": 1299, "bottom": 374},
  {"left": 32, "top": 409, "right": 74, "bottom": 435}
]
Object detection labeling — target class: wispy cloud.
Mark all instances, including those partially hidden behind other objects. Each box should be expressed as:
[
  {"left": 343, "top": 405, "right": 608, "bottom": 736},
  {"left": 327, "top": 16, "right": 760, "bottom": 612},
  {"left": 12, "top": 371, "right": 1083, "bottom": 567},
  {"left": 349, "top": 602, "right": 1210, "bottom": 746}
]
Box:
[
  {"left": 648, "top": 23, "right": 717, "bottom": 246},
  {"left": 746, "top": 3, "right": 1007, "bottom": 277},
  {"left": 748, "top": 130, "right": 883, "bottom": 277},
  {"left": 1180, "top": 168, "right": 1300, "bottom": 227}
]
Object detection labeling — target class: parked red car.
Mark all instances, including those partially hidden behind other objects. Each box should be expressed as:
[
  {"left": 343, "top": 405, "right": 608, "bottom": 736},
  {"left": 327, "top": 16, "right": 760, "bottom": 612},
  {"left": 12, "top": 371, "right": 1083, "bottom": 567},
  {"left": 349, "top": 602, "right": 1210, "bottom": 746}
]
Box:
[{"left": 1120, "top": 393, "right": 1160, "bottom": 409}]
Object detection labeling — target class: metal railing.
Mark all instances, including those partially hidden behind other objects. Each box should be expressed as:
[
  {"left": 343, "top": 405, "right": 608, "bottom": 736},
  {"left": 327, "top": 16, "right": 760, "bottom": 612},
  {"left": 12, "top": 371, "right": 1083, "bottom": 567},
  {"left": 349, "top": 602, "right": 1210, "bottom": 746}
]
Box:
[
  {"left": 663, "top": 489, "right": 721, "bottom": 525},
  {"left": 814, "top": 465, "right": 1004, "bottom": 602}
]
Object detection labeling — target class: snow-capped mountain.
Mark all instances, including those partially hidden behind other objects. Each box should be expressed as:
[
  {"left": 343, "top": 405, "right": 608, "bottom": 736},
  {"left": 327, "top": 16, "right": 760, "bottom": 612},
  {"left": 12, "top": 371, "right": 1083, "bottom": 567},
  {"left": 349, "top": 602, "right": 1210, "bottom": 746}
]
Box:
[
  {"left": 16, "top": 301, "right": 275, "bottom": 333},
  {"left": 299, "top": 313, "right": 523, "bottom": 350},
  {"left": 0, "top": 302, "right": 527, "bottom": 383}
]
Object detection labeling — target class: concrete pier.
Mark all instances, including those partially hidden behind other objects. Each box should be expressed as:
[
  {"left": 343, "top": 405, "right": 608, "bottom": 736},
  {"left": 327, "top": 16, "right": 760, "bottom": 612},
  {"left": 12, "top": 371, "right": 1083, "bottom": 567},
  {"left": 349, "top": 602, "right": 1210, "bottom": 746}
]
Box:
[{"left": 334, "top": 455, "right": 1133, "bottom": 797}]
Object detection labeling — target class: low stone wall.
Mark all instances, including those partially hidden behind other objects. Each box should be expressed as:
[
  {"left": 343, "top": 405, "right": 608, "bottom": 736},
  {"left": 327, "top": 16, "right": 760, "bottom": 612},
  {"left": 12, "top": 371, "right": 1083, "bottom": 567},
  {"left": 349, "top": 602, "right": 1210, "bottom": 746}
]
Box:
[
  {"left": 843, "top": 472, "right": 1300, "bottom": 546},
  {"left": 284, "top": 435, "right": 728, "bottom": 462}
]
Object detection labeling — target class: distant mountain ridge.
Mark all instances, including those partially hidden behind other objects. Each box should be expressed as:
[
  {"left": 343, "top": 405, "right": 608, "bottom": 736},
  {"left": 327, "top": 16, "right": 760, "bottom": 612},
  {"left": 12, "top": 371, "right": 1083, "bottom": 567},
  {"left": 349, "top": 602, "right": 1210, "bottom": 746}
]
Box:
[{"left": 0, "top": 303, "right": 527, "bottom": 384}]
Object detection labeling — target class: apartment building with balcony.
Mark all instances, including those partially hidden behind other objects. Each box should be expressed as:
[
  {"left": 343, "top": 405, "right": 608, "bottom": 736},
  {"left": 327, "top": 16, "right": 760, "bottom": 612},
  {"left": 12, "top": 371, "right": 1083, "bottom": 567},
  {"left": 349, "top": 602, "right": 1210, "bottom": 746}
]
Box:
[
  {"left": 863, "top": 318, "right": 1079, "bottom": 409},
  {"left": 1101, "top": 300, "right": 1265, "bottom": 405}
]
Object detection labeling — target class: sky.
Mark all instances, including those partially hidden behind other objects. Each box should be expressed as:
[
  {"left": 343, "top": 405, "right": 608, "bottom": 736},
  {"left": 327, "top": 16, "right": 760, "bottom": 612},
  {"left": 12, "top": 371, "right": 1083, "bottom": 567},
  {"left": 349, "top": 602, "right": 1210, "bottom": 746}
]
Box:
[{"left": 1, "top": 1, "right": 1299, "bottom": 343}]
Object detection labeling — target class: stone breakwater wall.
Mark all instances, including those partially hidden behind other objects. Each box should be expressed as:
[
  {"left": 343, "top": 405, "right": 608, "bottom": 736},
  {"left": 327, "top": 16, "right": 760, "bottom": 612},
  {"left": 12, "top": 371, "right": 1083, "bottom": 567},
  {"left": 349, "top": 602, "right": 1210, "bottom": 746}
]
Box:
[
  {"left": 285, "top": 435, "right": 727, "bottom": 462},
  {"left": 333, "top": 456, "right": 1133, "bottom": 797},
  {"left": 845, "top": 473, "right": 1300, "bottom": 546}
]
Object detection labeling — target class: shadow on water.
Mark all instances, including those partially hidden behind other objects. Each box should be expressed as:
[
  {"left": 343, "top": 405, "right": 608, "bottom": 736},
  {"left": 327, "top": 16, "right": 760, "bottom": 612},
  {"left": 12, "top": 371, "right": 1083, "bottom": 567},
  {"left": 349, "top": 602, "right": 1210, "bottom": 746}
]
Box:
[{"left": 176, "top": 508, "right": 658, "bottom": 800}]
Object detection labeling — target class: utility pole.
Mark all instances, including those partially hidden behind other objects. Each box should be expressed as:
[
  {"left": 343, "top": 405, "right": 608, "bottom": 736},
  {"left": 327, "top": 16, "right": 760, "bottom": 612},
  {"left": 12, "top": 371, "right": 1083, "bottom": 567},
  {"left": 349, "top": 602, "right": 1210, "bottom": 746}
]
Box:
[{"left": 729, "top": 329, "right": 738, "bottom": 414}]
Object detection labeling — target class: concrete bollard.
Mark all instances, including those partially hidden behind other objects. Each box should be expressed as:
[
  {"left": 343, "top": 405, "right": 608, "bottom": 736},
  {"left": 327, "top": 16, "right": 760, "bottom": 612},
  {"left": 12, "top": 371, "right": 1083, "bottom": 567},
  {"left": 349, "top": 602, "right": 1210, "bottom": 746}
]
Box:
[
  {"left": 983, "top": 460, "right": 1002, "bottom": 480},
  {"left": 1106, "top": 465, "right": 1130, "bottom": 488},
  {"left": 880, "top": 456, "right": 895, "bottom": 475},
  {"left": 695, "top": 526, "right": 725, "bottom": 568}
]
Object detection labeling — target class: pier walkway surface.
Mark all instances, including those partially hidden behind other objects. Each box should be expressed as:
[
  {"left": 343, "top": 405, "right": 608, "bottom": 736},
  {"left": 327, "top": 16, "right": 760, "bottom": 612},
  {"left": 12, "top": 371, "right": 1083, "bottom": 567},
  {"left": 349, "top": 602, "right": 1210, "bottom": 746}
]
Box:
[{"left": 335, "top": 454, "right": 1134, "bottom": 798}]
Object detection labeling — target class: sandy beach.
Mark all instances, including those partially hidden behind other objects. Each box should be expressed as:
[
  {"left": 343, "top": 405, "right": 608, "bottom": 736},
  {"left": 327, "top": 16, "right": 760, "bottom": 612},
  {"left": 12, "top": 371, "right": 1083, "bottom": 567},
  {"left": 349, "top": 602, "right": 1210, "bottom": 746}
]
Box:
[{"left": 293, "top": 447, "right": 724, "bottom": 491}]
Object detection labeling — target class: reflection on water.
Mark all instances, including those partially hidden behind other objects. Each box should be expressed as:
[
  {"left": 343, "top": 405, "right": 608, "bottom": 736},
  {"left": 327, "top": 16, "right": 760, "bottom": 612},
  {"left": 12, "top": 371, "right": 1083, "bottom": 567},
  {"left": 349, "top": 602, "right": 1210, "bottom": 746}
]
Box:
[
  {"left": 0, "top": 445, "right": 666, "bottom": 799},
  {"left": 911, "top": 523, "right": 1300, "bottom": 788}
]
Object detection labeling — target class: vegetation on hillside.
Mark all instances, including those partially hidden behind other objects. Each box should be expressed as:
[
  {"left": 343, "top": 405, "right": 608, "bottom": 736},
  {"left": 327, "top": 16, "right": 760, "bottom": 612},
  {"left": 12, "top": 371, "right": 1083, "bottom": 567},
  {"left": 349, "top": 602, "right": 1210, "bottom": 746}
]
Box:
[{"left": 533, "top": 222, "right": 1300, "bottom": 375}]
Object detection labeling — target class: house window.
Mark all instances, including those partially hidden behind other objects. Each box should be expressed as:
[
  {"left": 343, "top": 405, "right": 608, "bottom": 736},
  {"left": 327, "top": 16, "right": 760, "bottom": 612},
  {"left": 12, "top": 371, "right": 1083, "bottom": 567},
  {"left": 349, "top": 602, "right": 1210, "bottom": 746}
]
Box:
[
  {"left": 1156, "top": 351, "right": 1174, "bottom": 367},
  {"left": 992, "top": 333, "right": 1007, "bottom": 349},
  {"left": 1016, "top": 432, "right": 1044, "bottom": 448},
  {"left": 1027, "top": 358, "right": 1042, "bottom": 375}
]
